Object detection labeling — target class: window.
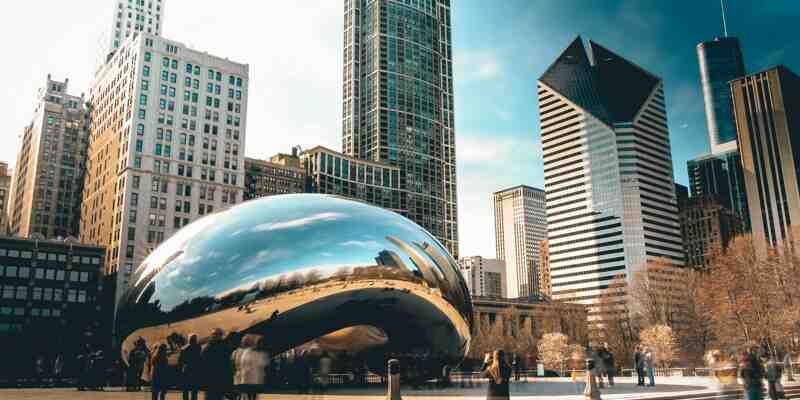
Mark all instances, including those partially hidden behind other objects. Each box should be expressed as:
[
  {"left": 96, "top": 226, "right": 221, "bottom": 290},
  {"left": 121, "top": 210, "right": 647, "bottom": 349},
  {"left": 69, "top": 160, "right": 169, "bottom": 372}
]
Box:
[
  {"left": 185, "top": 63, "right": 193, "bottom": 74},
  {"left": 143, "top": 65, "right": 151, "bottom": 77},
  {"left": 136, "top": 124, "right": 145, "bottom": 136},
  {"left": 162, "top": 57, "right": 170, "bottom": 67},
  {"left": 144, "top": 52, "right": 151, "bottom": 62},
  {"left": 141, "top": 80, "right": 149, "bottom": 91},
  {"left": 135, "top": 140, "right": 143, "bottom": 152}
]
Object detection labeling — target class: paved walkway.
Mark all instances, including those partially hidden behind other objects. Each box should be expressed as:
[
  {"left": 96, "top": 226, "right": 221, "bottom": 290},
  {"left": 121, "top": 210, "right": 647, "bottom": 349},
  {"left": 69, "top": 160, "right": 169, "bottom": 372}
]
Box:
[{"left": 0, "top": 377, "right": 795, "bottom": 400}]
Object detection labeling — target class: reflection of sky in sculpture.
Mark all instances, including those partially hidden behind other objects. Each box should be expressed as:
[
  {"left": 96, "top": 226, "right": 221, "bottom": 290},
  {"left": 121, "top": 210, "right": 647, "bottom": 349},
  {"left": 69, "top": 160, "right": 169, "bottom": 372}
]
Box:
[{"left": 133, "top": 194, "right": 461, "bottom": 314}]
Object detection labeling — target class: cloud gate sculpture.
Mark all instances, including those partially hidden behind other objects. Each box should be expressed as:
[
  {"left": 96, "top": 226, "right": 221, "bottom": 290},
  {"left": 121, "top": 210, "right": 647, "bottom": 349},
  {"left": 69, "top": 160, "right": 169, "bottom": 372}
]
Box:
[{"left": 116, "top": 194, "right": 472, "bottom": 379}]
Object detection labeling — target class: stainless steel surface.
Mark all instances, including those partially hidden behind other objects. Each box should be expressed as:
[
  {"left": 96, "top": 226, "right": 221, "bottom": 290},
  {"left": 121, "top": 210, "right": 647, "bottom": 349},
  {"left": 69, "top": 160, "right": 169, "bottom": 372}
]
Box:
[{"left": 116, "top": 194, "right": 472, "bottom": 377}]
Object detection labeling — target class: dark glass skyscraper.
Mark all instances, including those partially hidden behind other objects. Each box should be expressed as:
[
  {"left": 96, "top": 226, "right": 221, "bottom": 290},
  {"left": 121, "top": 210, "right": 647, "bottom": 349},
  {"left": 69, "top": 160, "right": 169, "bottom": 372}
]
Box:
[
  {"left": 342, "top": 0, "right": 458, "bottom": 257},
  {"left": 687, "top": 150, "right": 750, "bottom": 231},
  {"left": 697, "top": 37, "right": 745, "bottom": 152}
]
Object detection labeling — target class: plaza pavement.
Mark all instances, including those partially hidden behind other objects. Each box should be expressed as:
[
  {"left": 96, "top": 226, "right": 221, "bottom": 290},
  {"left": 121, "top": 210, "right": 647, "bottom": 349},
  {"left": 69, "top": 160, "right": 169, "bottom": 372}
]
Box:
[{"left": 3, "top": 376, "right": 790, "bottom": 400}]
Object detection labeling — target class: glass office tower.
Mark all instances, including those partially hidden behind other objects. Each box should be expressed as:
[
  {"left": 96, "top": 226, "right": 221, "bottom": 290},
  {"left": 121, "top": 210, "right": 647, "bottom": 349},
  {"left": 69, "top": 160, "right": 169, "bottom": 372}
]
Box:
[
  {"left": 697, "top": 37, "right": 745, "bottom": 153},
  {"left": 342, "top": 0, "right": 458, "bottom": 257}
]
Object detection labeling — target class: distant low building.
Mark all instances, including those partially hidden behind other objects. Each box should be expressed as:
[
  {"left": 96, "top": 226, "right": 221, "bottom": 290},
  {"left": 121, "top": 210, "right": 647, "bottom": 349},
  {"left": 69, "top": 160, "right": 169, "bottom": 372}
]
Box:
[
  {"left": 244, "top": 152, "right": 306, "bottom": 200},
  {"left": 301, "top": 146, "right": 408, "bottom": 216},
  {"left": 0, "top": 236, "right": 112, "bottom": 381},
  {"left": 458, "top": 256, "right": 506, "bottom": 298},
  {"left": 679, "top": 196, "right": 739, "bottom": 268}
]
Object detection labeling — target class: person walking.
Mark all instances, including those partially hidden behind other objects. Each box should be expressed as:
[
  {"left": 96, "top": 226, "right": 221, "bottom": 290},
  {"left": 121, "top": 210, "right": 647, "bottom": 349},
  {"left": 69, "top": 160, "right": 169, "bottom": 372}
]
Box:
[
  {"left": 202, "top": 328, "right": 229, "bottom": 400},
  {"left": 482, "top": 350, "right": 512, "bottom": 400},
  {"left": 149, "top": 344, "right": 170, "bottom": 400},
  {"left": 179, "top": 334, "right": 202, "bottom": 400},
  {"left": 593, "top": 345, "right": 607, "bottom": 388},
  {"left": 766, "top": 357, "right": 784, "bottom": 400},
  {"left": 233, "top": 335, "right": 269, "bottom": 400},
  {"left": 739, "top": 350, "right": 764, "bottom": 400},
  {"left": 634, "top": 345, "right": 644, "bottom": 386},
  {"left": 644, "top": 347, "right": 655, "bottom": 387}
]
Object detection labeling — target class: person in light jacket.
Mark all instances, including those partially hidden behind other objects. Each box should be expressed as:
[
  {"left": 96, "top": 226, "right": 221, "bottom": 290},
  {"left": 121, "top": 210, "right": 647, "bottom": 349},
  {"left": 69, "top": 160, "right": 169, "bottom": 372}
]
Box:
[
  {"left": 233, "top": 335, "right": 270, "bottom": 400},
  {"left": 643, "top": 347, "right": 655, "bottom": 387}
]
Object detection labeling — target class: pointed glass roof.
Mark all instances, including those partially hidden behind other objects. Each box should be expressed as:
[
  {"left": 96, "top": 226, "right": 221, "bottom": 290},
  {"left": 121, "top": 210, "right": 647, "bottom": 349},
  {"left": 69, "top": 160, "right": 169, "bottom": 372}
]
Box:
[{"left": 539, "top": 37, "right": 661, "bottom": 125}]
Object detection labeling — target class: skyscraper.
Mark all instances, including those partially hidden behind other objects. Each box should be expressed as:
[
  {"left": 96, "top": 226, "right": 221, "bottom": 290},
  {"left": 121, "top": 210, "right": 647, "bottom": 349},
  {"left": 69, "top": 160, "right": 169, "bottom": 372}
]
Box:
[
  {"left": 538, "top": 37, "right": 684, "bottom": 312},
  {"left": 687, "top": 150, "right": 750, "bottom": 230},
  {"left": 0, "top": 163, "right": 12, "bottom": 235},
  {"left": 109, "top": 0, "right": 165, "bottom": 56},
  {"left": 679, "top": 196, "right": 738, "bottom": 268},
  {"left": 493, "top": 185, "right": 546, "bottom": 299},
  {"left": 342, "top": 0, "right": 458, "bottom": 257},
  {"left": 81, "top": 33, "right": 248, "bottom": 299},
  {"left": 731, "top": 66, "right": 800, "bottom": 254},
  {"left": 9, "top": 76, "right": 90, "bottom": 239},
  {"left": 697, "top": 37, "right": 745, "bottom": 153}
]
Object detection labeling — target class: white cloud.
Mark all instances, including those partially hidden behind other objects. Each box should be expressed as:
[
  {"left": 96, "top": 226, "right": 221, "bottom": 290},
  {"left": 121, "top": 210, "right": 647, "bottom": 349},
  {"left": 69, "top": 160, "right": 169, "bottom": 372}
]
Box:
[
  {"left": 454, "top": 50, "right": 502, "bottom": 81},
  {"left": 457, "top": 135, "right": 541, "bottom": 165},
  {"left": 339, "top": 240, "right": 381, "bottom": 248},
  {"left": 252, "top": 212, "right": 344, "bottom": 232}
]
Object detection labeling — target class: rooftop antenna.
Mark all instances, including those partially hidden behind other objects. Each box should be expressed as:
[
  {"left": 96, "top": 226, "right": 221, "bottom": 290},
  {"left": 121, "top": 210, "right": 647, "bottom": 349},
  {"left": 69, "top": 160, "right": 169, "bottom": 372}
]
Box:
[{"left": 720, "top": 0, "right": 729, "bottom": 37}]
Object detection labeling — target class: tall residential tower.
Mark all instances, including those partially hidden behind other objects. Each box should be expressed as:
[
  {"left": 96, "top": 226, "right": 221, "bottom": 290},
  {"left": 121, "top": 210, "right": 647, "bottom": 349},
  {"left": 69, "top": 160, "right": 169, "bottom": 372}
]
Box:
[
  {"left": 81, "top": 33, "right": 248, "bottom": 300},
  {"left": 493, "top": 185, "right": 546, "bottom": 299},
  {"left": 109, "top": 0, "right": 165, "bottom": 55},
  {"left": 9, "top": 76, "right": 90, "bottom": 239},
  {"left": 537, "top": 37, "right": 684, "bottom": 313},
  {"left": 342, "top": 0, "right": 458, "bottom": 257}
]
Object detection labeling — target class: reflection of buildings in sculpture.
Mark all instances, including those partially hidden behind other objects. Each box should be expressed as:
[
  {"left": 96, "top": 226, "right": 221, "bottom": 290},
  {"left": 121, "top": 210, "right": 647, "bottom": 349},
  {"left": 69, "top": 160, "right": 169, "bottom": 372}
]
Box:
[
  {"left": 457, "top": 256, "right": 506, "bottom": 298},
  {"left": 385, "top": 235, "right": 442, "bottom": 287},
  {"left": 493, "top": 185, "right": 546, "bottom": 299},
  {"left": 301, "top": 146, "right": 407, "bottom": 216},
  {"left": 375, "top": 250, "right": 405, "bottom": 269}
]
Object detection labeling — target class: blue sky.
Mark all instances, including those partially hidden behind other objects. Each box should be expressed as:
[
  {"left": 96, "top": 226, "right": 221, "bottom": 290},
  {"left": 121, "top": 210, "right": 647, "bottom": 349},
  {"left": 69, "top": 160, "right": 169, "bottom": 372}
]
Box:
[
  {"left": 1, "top": 1, "right": 799, "bottom": 259},
  {"left": 452, "top": 0, "right": 800, "bottom": 256}
]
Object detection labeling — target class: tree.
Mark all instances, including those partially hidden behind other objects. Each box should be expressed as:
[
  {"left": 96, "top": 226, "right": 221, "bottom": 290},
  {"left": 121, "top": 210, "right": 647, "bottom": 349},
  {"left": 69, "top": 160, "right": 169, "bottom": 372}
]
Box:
[
  {"left": 629, "top": 258, "right": 685, "bottom": 328},
  {"left": 640, "top": 325, "right": 678, "bottom": 367},
  {"left": 537, "top": 332, "right": 570, "bottom": 375},
  {"left": 592, "top": 274, "right": 638, "bottom": 368}
]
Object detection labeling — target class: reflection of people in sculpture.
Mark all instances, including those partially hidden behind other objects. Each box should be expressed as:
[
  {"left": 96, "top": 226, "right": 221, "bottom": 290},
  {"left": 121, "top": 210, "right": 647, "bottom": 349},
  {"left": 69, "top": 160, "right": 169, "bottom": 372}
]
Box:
[
  {"left": 232, "top": 335, "right": 269, "bottom": 400},
  {"left": 318, "top": 351, "right": 332, "bottom": 391},
  {"left": 126, "top": 338, "right": 149, "bottom": 392},
  {"left": 201, "top": 328, "right": 228, "bottom": 400},
  {"left": 149, "top": 343, "right": 170, "bottom": 400}
]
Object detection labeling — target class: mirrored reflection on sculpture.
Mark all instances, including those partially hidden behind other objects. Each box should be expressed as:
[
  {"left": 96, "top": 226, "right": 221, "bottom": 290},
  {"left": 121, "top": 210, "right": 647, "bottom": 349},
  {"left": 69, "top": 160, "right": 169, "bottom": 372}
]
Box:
[{"left": 116, "top": 194, "right": 472, "bottom": 381}]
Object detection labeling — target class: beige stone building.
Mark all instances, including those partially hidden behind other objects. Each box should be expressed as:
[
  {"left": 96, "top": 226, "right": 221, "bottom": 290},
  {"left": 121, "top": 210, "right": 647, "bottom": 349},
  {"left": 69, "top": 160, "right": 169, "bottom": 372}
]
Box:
[
  {"left": 244, "top": 153, "right": 305, "bottom": 201},
  {"left": 8, "top": 76, "right": 89, "bottom": 240},
  {"left": 0, "top": 163, "right": 11, "bottom": 235},
  {"left": 81, "top": 33, "right": 248, "bottom": 300}
]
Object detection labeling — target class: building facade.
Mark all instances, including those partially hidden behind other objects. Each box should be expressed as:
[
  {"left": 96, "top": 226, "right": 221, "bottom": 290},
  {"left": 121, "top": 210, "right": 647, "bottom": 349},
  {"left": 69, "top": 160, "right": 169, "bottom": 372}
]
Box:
[
  {"left": 697, "top": 37, "right": 745, "bottom": 153},
  {"left": 0, "top": 237, "right": 111, "bottom": 380},
  {"left": 342, "top": 0, "right": 458, "bottom": 257},
  {"left": 687, "top": 150, "right": 750, "bottom": 232},
  {"left": 457, "top": 256, "right": 506, "bottom": 298},
  {"left": 679, "top": 197, "right": 738, "bottom": 268},
  {"left": 244, "top": 156, "right": 305, "bottom": 201},
  {"left": 109, "top": 0, "right": 165, "bottom": 55},
  {"left": 537, "top": 37, "right": 684, "bottom": 315},
  {"left": 0, "top": 163, "right": 11, "bottom": 235},
  {"left": 731, "top": 66, "right": 800, "bottom": 254},
  {"left": 538, "top": 239, "right": 551, "bottom": 298},
  {"left": 493, "top": 185, "right": 546, "bottom": 299},
  {"left": 9, "top": 76, "right": 90, "bottom": 240},
  {"left": 301, "top": 146, "right": 407, "bottom": 215},
  {"left": 81, "top": 33, "right": 248, "bottom": 299}
]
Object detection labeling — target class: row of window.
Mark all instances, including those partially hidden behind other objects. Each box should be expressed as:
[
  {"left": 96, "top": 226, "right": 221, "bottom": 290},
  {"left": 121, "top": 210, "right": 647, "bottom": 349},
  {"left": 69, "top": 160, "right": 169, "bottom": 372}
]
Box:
[
  {"left": 1, "top": 307, "right": 61, "bottom": 318},
  {"left": 0, "top": 266, "right": 90, "bottom": 282},
  {"left": 143, "top": 52, "right": 244, "bottom": 88},
  {"left": 0, "top": 249, "right": 99, "bottom": 265},
  {"left": 1, "top": 286, "right": 88, "bottom": 302}
]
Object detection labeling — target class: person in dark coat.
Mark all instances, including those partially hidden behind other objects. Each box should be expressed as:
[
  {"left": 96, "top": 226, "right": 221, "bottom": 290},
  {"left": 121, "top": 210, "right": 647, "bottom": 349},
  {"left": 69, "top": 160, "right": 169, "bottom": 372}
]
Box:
[
  {"left": 202, "top": 328, "right": 229, "bottom": 400},
  {"left": 633, "top": 345, "right": 644, "bottom": 386},
  {"left": 602, "top": 343, "right": 615, "bottom": 387},
  {"left": 179, "top": 334, "right": 202, "bottom": 400},
  {"left": 150, "top": 344, "right": 170, "bottom": 400},
  {"left": 76, "top": 344, "right": 92, "bottom": 391},
  {"left": 127, "top": 338, "right": 150, "bottom": 391},
  {"left": 481, "top": 350, "right": 512, "bottom": 400},
  {"left": 739, "top": 350, "right": 764, "bottom": 400}
]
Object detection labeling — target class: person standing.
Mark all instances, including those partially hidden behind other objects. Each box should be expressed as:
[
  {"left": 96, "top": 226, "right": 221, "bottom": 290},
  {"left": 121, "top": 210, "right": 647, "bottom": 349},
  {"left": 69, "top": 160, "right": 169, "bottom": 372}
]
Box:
[
  {"left": 644, "top": 347, "right": 655, "bottom": 387},
  {"left": 127, "top": 338, "right": 149, "bottom": 391},
  {"left": 179, "top": 334, "right": 202, "bottom": 400},
  {"left": 634, "top": 345, "right": 644, "bottom": 386},
  {"left": 511, "top": 354, "right": 520, "bottom": 381},
  {"left": 785, "top": 352, "right": 795, "bottom": 382},
  {"left": 593, "top": 345, "right": 607, "bottom": 388},
  {"left": 202, "top": 328, "right": 229, "bottom": 400},
  {"left": 602, "top": 343, "right": 615, "bottom": 387},
  {"left": 766, "top": 357, "right": 783, "bottom": 400},
  {"left": 52, "top": 354, "right": 63, "bottom": 387},
  {"left": 233, "top": 335, "right": 269, "bottom": 400},
  {"left": 739, "top": 350, "right": 764, "bottom": 400},
  {"left": 149, "top": 344, "right": 170, "bottom": 400},
  {"left": 318, "top": 351, "right": 332, "bottom": 392},
  {"left": 482, "top": 350, "right": 512, "bottom": 400}
]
